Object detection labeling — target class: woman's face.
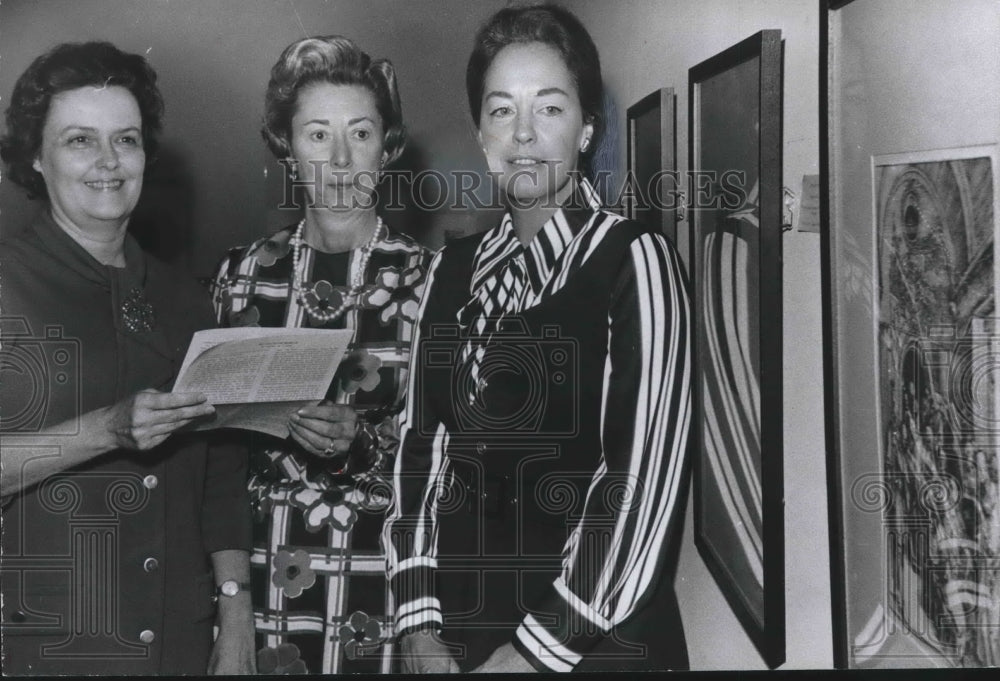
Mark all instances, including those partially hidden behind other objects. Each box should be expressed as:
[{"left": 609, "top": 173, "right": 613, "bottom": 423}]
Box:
[
  {"left": 289, "top": 82, "right": 387, "bottom": 212},
  {"left": 477, "top": 42, "right": 593, "bottom": 205},
  {"left": 32, "top": 85, "right": 145, "bottom": 234}
]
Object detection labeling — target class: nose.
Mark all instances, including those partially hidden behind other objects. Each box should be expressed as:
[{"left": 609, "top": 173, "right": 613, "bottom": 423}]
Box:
[
  {"left": 330, "top": 136, "right": 352, "bottom": 168},
  {"left": 97, "top": 140, "right": 120, "bottom": 170},
  {"left": 513, "top": 111, "right": 535, "bottom": 144}
]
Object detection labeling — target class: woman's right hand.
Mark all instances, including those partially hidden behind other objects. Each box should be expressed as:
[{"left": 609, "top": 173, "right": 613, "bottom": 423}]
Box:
[{"left": 104, "top": 389, "right": 215, "bottom": 451}]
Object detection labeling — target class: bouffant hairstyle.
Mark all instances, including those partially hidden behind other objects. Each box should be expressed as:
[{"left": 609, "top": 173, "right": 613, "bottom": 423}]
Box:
[
  {"left": 261, "top": 36, "right": 406, "bottom": 165},
  {"left": 466, "top": 4, "right": 604, "bottom": 159},
  {"left": 0, "top": 41, "right": 164, "bottom": 199}
]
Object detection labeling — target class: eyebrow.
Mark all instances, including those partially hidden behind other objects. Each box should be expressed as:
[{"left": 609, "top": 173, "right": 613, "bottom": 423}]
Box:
[
  {"left": 59, "top": 125, "right": 141, "bottom": 135},
  {"left": 484, "top": 87, "right": 570, "bottom": 99},
  {"left": 302, "top": 117, "right": 375, "bottom": 126}
]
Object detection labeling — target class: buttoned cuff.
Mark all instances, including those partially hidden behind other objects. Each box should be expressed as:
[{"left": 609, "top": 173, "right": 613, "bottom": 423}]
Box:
[{"left": 512, "top": 578, "right": 611, "bottom": 672}]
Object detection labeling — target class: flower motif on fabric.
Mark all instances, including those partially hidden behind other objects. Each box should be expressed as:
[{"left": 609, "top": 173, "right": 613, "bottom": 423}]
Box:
[
  {"left": 335, "top": 350, "right": 383, "bottom": 395},
  {"left": 229, "top": 304, "right": 260, "bottom": 327},
  {"left": 361, "top": 265, "right": 425, "bottom": 326},
  {"left": 338, "top": 611, "right": 385, "bottom": 660},
  {"left": 257, "top": 642, "right": 308, "bottom": 674},
  {"left": 302, "top": 280, "right": 348, "bottom": 326},
  {"left": 271, "top": 548, "right": 316, "bottom": 598},
  {"left": 288, "top": 484, "right": 360, "bottom": 532},
  {"left": 255, "top": 237, "right": 292, "bottom": 268}
]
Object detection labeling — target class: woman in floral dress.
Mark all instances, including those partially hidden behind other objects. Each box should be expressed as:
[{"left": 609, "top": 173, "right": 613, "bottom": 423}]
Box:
[{"left": 211, "top": 35, "right": 432, "bottom": 674}]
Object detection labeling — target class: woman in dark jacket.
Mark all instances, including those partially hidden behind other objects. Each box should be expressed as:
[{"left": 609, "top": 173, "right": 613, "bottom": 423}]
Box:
[{"left": 0, "top": 41, "right": 253, "bottom": 675}]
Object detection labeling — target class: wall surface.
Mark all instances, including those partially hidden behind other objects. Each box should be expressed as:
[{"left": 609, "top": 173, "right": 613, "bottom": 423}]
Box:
[{"left": 570, "top": 0, "right": 829, "bottom": 670}]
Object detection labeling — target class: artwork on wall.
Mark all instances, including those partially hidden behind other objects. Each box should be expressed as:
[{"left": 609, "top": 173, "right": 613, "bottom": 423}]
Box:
[
  {"left": 822, "top": 0, "right": 1000, "bottom": 669},
  {"left": 626, "top": 87, "right": 677, "bottom": 243},
  {"left": 874, "top": 147, "right": 998, "bottom": 666},
  {"left": 688, "top": 29, "right": 785, "bottom": 669}
]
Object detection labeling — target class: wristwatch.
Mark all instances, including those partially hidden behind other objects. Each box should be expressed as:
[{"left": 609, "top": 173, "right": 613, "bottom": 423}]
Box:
[{"left": 213, "top": 579, "right": 251, "bottom": 602}]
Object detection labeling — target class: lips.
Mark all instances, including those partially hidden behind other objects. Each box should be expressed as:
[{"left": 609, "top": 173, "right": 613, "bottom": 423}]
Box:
[
  {"left": 509, "top": 157, "right": 543, "bottom": 166},
  {"left": 85, "top": 179, "right": 125, "bottom": 190}
]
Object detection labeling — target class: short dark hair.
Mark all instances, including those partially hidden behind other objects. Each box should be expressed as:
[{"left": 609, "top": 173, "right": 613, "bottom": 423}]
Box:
[
  {"left": 261, "top": 35, "right": 406, "bottom": 165},
  {"left": 466, "top": 3, "right": 604, "bottom": 156},
  {"left": 0, "top": 41, "right": 164, "bottom": 200}
]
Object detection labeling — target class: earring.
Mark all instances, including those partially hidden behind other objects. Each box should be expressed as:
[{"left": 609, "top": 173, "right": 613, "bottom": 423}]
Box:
[
  {"left": 286, "top": 159, "right": 298, "bottom": 182},
  {"left": 580, "top": 139, "right": 591, "bottom": 152}
]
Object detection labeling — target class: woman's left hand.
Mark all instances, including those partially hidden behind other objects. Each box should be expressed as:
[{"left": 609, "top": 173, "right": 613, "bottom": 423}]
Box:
[
  {"left": 471, "top": 643, "right": 535, "bottom": 673},
  {"left": 288, "top": 401, "right": 358, "bottom": 458}
]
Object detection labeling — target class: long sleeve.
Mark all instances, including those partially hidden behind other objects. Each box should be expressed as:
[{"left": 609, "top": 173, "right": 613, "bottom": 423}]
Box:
[
  {"left": 382, "top": 251, "right": 450, "bottom": 635},
  {"left": 199, "top": 425, "right": 253, "bottom": 556},
  {"left": 199, "top": 254, "right": 253, "bottom": 553},
  {"left": 512, "top": 232, "right": 692, "bottom": 672}
]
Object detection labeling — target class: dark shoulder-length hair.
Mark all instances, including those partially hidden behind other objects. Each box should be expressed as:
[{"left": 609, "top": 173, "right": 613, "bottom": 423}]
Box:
[
  {"left": 466, "top": 3, "right": 604, "bottom": 155},
  {"left": 261, "top": 35, "right": 406, "bottom": 166},
  {"left": 0, "top": 41, "right": 164, "bottom": 200}
]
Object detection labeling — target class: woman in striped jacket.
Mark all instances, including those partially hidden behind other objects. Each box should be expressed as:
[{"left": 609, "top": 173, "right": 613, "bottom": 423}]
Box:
[{"left": 383, "top": 4, "right": 692, "bottom": 673}]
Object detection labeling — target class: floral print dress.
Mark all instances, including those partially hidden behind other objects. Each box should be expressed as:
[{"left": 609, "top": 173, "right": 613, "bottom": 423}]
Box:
[{"left": 211, "top": 223, "right": 432, "bottom": 673}]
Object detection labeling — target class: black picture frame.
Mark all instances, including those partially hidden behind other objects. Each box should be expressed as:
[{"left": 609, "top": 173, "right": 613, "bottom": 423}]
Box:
[
  {"left": 688, "top": 29, "right": 785, "bottom": 669},
  {"left": 626, "top": 87, "right": 677, "bottom": 243}
]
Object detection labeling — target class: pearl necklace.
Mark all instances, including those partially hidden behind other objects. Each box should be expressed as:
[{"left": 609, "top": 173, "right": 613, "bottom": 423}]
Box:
[{"left": 290, "top": 216, "right": 385, "bottom": 323}]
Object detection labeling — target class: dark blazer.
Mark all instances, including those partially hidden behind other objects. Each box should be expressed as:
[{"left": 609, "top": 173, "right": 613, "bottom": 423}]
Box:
[{"left": 0, "top": 213, "right": 251, "bottom": 675}]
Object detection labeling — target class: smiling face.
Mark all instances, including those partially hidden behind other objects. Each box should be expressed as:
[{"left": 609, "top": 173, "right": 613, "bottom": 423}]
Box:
[
  {"left": 477, "top": 42, "right": 593, "bottom": 206},
  {"left": 289, "top": 82, "right": 387, "bottom": 212},
  {"left": 32, "top": 85, "right": 145, "bottom": 235}
]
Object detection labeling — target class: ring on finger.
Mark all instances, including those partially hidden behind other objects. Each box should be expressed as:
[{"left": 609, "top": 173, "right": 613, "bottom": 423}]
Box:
[{"left": 323, "top": 438, "right": 337, "bottom": 457}]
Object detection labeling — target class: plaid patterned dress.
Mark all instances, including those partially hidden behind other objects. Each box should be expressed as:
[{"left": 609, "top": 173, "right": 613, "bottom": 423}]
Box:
[{"left": 211, "top": 222, "right": 432, "bottom": 673}]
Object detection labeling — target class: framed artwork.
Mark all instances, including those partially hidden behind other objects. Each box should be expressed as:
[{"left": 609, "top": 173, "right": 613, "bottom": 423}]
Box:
[
  {"left": 688, "top": 29, "right": 785, "bottom": 669},
  {"left": 822, "top": 0, "right": 1000, "bottom": 669},
  {"left": 626, "top": 87, "right": 677, "bottom": 243}
]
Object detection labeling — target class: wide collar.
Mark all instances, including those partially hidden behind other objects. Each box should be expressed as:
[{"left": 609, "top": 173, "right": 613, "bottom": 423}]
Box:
[{"left": 469, "top": 177, "right": 603, "bottom": 296}]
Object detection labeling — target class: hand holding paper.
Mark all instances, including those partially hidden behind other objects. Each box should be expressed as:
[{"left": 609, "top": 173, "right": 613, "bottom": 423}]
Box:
[
  {"left": 289, "top": 402, "right": 358, "bottom": 457},
  {"left": 172, "top": 328, "right": 354, "bottom": 438}
]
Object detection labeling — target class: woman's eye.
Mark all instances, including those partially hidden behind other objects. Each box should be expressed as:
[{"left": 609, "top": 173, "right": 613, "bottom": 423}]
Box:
[
  {"left": 353, "top": 129, "right": 371, "bottom": 141},
  {"left": 490, "top": 106, "right": 513, "bottom": 118},
  {"left": 118, "top": 135, "right": 140, "bottom": 146},
  {"left": 310, "top": 130, "right": 328, "bottom": 142},
  {"left": 540, "top": 105, "right": 563, "bottom": 115},
  {"left": 68, "top": 135, "right": 92, "bottom": 147}
]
